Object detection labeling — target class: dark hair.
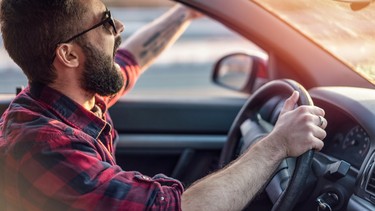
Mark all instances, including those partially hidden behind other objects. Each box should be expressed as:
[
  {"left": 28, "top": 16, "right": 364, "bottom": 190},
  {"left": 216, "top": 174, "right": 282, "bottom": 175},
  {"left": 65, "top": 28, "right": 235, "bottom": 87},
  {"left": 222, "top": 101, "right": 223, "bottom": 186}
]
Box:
[{"left": 0, "top": 0, "right": 86, "bottom": 84}]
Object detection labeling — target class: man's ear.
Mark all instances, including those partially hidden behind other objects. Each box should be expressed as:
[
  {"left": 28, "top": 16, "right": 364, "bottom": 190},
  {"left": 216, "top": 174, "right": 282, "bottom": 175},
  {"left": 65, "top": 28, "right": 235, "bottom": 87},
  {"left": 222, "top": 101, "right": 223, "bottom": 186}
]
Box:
[{"left": 55, "top": 44, "right": 80, "bottom": 68}]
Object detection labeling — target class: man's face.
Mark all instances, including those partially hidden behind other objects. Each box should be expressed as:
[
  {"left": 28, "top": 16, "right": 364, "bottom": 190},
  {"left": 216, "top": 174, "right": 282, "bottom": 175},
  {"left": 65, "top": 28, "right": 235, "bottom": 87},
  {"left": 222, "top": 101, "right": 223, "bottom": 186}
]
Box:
[{"left": 80, "top": 36, "right": 124, "bottom": 97}]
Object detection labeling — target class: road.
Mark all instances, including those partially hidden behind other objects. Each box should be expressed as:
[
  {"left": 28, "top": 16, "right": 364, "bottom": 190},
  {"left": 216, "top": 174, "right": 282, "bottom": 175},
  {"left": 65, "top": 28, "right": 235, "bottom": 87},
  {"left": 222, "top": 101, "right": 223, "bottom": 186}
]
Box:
[{"left": 0, "top": 7, "right": 259, "bottom": 97}]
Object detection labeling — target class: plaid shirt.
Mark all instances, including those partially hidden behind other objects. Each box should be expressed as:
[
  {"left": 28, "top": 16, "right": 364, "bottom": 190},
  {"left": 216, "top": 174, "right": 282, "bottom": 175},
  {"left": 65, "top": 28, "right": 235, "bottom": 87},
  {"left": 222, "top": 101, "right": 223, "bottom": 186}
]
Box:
[{"left": 0, "top": 50, "right": 184, "bottom": 211}]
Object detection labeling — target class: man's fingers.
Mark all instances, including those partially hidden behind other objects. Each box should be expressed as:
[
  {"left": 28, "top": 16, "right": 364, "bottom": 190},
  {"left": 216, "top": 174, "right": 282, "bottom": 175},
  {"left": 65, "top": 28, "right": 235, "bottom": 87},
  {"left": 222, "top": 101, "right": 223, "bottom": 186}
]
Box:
[
  {"left": 316, "top": 115, "right": 327, "bottom": 129},
  {"left": 280, "top": 91, "right": 299, "bottom": 115},
  {"left": 312, "top": 138, "right": 325, "bottom": 151},
  {"left": 312, "top": 106, "right": 326, "bottom": 118},
  {"left": 314, "top": 126, "right": 327, "bottom": 140}
]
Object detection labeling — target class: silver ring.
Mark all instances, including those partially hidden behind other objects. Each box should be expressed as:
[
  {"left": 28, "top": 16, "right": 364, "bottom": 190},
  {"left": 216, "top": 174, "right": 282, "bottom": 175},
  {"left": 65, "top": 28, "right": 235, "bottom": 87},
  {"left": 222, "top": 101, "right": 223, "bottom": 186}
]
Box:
[{"left": 318, "top": 116, "right": 324, "bottom": 127}]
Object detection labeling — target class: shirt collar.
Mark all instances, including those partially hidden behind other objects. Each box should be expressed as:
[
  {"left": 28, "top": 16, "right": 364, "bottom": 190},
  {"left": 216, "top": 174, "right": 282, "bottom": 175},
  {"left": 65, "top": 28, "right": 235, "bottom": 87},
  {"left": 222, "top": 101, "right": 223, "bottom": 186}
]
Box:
[{"left": 29, "top": 82, "right": 108, "bottom": 139}]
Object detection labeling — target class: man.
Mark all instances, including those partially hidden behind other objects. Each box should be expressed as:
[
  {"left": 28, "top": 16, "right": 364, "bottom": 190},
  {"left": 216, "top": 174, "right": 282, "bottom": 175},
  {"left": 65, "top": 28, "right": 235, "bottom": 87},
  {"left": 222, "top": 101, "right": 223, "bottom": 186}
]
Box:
[{"left": 0, "top": 0, "right": 327, "bottom": 210}]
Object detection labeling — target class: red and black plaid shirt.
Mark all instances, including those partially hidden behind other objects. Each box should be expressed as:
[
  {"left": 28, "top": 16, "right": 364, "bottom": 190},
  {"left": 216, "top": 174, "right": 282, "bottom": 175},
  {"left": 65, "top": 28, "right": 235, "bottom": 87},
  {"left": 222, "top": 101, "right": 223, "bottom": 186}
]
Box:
[{"left": 0, "top": 50, "right": 184, "bottom": 210}]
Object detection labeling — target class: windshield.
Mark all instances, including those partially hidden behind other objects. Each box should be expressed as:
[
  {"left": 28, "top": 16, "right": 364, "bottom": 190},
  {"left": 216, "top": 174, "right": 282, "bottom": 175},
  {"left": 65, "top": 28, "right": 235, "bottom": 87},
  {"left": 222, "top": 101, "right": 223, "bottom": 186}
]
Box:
[{"left": 254, "top": 0, "right": 375, "bottom": 85}]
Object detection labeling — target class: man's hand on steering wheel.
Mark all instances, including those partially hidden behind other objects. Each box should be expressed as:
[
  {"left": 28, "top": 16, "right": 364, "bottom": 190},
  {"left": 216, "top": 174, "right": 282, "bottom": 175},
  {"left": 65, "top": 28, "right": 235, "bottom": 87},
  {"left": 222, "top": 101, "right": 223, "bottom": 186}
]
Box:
[
  {"left": 217, "top": 79, "right": 328, "bottom": 211},
  {"left": 269, "top": 91, "right": 327, "bottom": 158}
]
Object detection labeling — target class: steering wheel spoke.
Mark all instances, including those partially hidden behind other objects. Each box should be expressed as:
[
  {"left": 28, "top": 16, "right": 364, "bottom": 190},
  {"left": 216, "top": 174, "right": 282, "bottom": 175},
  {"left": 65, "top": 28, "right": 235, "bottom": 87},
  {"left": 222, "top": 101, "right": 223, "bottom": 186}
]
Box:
[
  {"left": 239, "top": 118, "right": 269, "bottom": 154},
  {"left": 266, "top": 158, "right": 296, "bottom": 204}
]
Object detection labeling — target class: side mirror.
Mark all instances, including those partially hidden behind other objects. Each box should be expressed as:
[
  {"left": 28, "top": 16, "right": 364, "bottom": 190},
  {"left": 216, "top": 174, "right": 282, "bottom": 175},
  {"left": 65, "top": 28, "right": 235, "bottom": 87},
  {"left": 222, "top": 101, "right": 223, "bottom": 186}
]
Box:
[{"left": 212, "top": 53, "right": 268, "bottom": 94}]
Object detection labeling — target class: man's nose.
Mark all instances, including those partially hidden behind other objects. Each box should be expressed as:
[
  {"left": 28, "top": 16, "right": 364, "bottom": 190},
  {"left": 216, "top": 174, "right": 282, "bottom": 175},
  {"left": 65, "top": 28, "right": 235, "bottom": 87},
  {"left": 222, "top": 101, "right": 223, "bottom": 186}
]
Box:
[{"left": 115, "top": 19, "right": 125, "bottom": 35}]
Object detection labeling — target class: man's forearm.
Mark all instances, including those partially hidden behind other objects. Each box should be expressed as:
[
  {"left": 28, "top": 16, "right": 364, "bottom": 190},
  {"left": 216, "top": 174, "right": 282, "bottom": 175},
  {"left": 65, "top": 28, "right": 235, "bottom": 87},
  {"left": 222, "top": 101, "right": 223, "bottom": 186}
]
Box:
[
  {"left": 122, "top": 5, "right": 194, "bottom": 72},
  {"left": 181, "top": 134, "right": 285, "bottom": 211}
]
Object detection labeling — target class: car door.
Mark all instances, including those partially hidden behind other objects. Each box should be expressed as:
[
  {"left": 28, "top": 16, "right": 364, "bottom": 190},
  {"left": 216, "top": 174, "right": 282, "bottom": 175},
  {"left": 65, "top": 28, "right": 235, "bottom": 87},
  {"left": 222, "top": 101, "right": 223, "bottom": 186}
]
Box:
[{"left": 110, "top": 97, "right": 244, "bottom": 186}]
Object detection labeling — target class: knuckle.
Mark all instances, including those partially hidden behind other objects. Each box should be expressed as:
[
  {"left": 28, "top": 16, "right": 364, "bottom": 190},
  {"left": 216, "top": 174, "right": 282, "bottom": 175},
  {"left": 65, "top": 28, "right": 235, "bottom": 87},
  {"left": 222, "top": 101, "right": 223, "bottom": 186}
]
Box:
[{"left": 297, "top": 106, "right": 310, "bottom": 113}]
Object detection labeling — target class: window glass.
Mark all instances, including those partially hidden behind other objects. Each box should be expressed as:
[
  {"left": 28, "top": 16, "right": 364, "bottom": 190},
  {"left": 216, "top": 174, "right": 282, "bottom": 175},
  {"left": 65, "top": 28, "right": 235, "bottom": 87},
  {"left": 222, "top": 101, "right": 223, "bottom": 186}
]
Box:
[
  {"left": 114, "top": 6, "right": 261, "bottom": 99},
  {"left": 0, "top": 4, "right": 263, "bottom": 98}
]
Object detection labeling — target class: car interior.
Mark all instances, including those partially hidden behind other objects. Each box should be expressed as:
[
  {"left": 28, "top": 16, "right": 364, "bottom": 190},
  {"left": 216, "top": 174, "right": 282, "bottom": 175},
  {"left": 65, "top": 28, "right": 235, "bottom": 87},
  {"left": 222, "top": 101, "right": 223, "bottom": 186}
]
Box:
[{"left": 1, "top": 0, "right": 375, "bottom": 210}]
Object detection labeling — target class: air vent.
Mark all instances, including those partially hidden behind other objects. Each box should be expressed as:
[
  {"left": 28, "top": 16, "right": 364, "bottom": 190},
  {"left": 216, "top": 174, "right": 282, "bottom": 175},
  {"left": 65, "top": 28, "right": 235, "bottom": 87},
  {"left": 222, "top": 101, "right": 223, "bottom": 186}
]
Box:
[{"left": 366, "top": 165, "right": 375, "bottom": 195}]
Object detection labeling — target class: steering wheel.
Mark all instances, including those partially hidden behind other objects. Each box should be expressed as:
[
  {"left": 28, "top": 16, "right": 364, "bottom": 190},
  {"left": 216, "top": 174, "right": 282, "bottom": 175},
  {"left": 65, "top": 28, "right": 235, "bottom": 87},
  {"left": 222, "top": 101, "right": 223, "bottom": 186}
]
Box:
[{"left": 219, "top": 79, "right": 315, "bottom": 211}]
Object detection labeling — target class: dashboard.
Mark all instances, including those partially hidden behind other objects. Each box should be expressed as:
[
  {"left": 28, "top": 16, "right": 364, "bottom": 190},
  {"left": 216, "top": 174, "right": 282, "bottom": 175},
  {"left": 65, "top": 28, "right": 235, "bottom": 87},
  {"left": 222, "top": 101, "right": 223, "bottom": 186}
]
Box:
[
  {"left": 320, "top": 107, "right": 371, "bottom": 169},
  {"left": 309, "top": 86, "right": 375, "bottom": 210},
  {"left": 310, "top": 87, "right": 375, "bottom": 171}
]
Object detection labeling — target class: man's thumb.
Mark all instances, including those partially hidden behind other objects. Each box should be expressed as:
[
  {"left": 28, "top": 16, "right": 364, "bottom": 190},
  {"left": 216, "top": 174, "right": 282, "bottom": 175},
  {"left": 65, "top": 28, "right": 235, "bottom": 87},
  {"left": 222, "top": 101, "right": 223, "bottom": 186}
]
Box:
[{"left": 280, "top": 91, "right": 299, "bottom": 115}]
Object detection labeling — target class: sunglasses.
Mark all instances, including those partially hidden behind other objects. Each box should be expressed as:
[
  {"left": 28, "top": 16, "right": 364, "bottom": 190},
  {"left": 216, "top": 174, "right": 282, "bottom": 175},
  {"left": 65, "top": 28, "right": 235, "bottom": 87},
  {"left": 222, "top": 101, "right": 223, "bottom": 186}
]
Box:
[{"left": 60, "top": 8, "right": 117, "bottom": 44}]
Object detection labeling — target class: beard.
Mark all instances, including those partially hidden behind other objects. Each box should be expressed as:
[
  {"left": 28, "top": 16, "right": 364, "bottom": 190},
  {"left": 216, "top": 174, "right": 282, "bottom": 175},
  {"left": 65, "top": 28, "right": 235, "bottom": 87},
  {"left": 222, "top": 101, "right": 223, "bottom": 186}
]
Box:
[{"left": 80, "top": 37, "right": 124, "bottom": 97}]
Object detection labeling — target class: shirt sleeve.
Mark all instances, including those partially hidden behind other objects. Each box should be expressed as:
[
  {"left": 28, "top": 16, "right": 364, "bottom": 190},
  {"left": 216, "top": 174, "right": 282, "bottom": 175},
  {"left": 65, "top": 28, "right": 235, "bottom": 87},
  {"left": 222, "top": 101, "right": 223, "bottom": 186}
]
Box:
[
  {"left": 9, "top": 131, "right": 184, "bottom": 211},
  {"left": 104, "top": 49, "right": 142, "bottom": 108}
]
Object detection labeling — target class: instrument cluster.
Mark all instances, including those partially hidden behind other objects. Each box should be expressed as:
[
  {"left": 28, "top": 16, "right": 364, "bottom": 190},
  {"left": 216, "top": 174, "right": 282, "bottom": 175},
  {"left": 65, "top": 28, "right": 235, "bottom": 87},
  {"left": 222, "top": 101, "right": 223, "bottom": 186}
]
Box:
[{"left": 323, "top": 124, "right": 371, "bottom": 168}]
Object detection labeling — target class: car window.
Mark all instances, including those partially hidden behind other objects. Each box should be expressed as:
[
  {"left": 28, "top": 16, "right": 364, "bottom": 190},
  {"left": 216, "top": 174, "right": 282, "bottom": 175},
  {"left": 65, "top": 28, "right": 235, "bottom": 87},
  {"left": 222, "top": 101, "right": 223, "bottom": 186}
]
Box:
[
  {"left": 116, "top": 6, "right": 263, "bottom": 99},
  {"left": 0, "top": 40, "right": 28, "bottom": 94},
  {"left": 0, "top": 3, "right": 264, "bottom": 99}
]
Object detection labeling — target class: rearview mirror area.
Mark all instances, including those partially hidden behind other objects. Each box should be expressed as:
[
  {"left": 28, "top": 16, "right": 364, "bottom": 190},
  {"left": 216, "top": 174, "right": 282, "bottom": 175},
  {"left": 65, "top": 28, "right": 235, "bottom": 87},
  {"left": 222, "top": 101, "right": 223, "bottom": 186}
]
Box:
[
  {"left": 333, "top": 0, "right": 373, "bottom": 11},
  {"left": 212, "top": 53, "right": 268, "bottom": 94}
]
